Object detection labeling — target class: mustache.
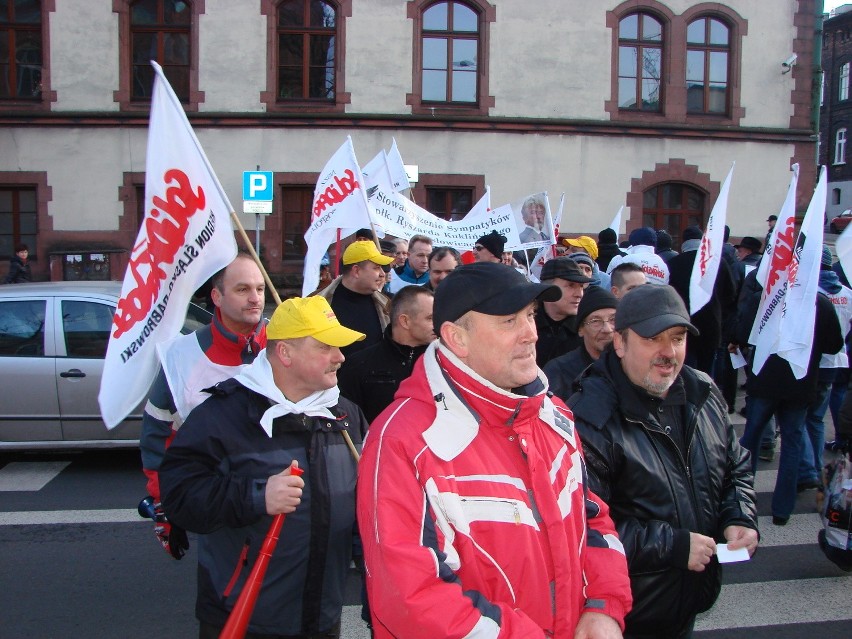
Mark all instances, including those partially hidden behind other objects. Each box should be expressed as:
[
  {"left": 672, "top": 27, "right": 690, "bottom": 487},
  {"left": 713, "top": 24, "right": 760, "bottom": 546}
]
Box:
[{"left": 651, "top": 357, "right": 678, "bottom": 367}]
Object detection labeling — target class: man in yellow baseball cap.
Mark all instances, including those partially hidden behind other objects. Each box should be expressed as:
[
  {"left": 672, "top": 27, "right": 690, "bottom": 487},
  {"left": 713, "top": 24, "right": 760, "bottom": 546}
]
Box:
[
  {"left": 319, "top": 240, "right": 395, "bottom": 362},
  {"left": 562, "top": 235, "right": 599, "bottom": 261},
  {"left": 159, "top": 294, "right": 368, "bottom": 637}
]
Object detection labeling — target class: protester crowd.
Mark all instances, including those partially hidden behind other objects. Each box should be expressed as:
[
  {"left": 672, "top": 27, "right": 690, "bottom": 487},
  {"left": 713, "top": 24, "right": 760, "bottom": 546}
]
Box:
[{"left": 140, "top": 218, "right": 852, "bottom": 639}]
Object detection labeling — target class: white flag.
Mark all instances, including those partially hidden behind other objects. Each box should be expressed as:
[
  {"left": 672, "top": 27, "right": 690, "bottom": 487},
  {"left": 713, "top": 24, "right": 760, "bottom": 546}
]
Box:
[
  {"left": 529, "top": 193, "right": 565, "bottom": 281},
  {"left": 387, "top": 138, "right": 411, "bottom": 192},
  {"left": 361, "top": 150, "right": 394, "bottom": 194},
  {"left": 689, "top": 164, "right": 734, "bottom": 315},
  {"left": 748, "top": 165, "right": 799, "bottom": 376},
  {"left": 776, "top": 166, "right": 828, "bottom": 378},
  {"left": 609, "top": 206, "right": 623, "bottom": 235},
  {"left": 99, "top": 61, "right": 238, "bottom": 429},
  {"left": 302, "top": 137, "right": 373, "bottom": 296}
]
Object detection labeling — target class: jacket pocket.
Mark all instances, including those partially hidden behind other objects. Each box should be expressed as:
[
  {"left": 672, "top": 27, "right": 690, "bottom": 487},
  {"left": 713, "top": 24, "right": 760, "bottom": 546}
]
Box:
[{"left": 222, "top": 537, "right": 250, "bottom": 599}]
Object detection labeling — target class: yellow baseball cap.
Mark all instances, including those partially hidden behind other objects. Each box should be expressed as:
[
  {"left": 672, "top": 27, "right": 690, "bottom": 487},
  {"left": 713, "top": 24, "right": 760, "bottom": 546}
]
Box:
[
  {"left": 267, "top": 297, "right": 365, "bottom": 347},
  {"left": 562, "top": 235, "right": 599, "bottom": 261},
  {"left": 342, "top": 240, "right": 395, "bottom": 266}
]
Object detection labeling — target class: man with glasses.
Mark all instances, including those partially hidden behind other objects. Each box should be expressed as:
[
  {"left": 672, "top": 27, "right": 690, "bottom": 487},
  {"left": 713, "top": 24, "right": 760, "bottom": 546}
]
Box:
[
  {"left": 544, "top": 287, "right": 618, "bottom": 400},
  {"left": 472, "top": 230, "right": 505, "bottom": 263}
]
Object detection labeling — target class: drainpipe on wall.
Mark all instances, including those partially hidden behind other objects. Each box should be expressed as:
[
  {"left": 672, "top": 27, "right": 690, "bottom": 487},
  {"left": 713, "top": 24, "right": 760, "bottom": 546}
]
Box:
[{"left": 813, "top": 0, "right": 825, "bottom": 165}]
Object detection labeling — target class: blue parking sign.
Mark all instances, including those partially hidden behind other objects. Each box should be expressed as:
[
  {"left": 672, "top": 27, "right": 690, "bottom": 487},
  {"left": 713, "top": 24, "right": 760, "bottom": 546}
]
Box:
[{"left": 243, "top": 171, "right": 274, "bottom": 201}]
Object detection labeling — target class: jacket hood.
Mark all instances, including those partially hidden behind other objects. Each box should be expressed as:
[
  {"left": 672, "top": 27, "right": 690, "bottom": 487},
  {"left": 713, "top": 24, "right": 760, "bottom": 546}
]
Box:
[{"left": 819, "top": 269, "right": 842, "bottom": 295}]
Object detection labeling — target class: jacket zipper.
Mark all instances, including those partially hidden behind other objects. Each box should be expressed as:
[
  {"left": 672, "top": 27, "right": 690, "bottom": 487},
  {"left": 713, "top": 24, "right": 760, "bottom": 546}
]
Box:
[{"left": 459, "top": 497, "right": 521, "bottom": 525}]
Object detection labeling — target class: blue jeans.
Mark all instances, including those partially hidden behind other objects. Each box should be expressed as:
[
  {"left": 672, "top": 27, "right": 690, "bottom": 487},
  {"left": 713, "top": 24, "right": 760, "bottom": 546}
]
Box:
[
  {"left": 798, "top": 382, "right": 831, "bottom": 484},
  {"left": 740, "top": 396, "right": 807, "bottom": 519}
]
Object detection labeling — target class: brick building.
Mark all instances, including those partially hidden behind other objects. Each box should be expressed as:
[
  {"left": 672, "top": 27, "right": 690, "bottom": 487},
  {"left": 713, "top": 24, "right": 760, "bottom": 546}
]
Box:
[{"left": 0, "top": 1, "right": 824, "bottom": 288}]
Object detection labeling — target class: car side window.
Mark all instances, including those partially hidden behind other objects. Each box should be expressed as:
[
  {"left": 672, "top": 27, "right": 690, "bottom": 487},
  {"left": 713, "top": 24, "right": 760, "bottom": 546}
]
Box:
[
  {"left": 62, "top": 300, "right": 114, "bottom": 358},
  {"left": 0, "top": 300, "right": 47, "bottom": 357}
]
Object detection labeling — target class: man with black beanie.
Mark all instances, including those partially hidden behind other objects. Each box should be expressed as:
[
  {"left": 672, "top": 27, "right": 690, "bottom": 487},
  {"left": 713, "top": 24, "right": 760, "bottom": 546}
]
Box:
[
  {"left": 535, "top": 257, "right": 594, "bottom": 366},
  {"left": 473, "top": 230, "right": 505, "bottom": 263},
  {"left": 544, "top": 286, "right": 618, "bottom": 400},
  {"left": 596, "top": 227, "right": 624, "bottom": 272}
]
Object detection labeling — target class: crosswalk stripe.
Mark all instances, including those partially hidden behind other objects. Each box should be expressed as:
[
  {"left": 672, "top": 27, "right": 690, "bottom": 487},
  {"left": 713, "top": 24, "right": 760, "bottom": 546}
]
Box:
[
  {"left": 755, "top": 512, "right": 824, "bottom": 547},
  {"left": 0, "top": 509, "right": 142, "bottom": 525},
  {"left": 696, "top": 577, "right": 852, "bottom": 630},
  {"left": 0, "top": 461, "right": 70, "bottom": 492}
]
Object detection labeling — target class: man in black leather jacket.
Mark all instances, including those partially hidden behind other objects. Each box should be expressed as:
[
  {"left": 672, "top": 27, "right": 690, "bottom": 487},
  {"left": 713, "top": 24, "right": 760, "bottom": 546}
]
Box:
[{"left": 568, "top": 285, "right": 758, "bottom": 639}]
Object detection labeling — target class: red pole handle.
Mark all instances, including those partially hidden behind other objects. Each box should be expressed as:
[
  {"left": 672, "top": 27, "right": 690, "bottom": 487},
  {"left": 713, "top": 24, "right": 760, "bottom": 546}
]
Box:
[{"left": 219, "top": 466, "right": 304, "bottom": 639}]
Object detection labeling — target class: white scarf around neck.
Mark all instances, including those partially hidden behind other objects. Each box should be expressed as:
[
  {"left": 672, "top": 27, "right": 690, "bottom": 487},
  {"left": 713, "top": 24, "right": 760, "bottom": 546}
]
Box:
[{"left": 234, "top": 350, "right": 339, "bottom": 437}]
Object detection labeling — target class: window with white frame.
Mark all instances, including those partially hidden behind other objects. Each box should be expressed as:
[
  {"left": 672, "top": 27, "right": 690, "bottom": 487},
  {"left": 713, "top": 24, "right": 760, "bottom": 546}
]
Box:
[
  {"left": 840, "top": 63, "right": 850, "bottom": 101},
  {"left": 835, "top": 128, "right": 847, "bottom": 165}
]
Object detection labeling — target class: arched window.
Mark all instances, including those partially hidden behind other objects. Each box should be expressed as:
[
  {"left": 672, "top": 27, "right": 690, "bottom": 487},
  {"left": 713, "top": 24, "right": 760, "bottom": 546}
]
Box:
[
  {"left": 686, "top": 16, "right": 730, "bottom": 114},
  {"left": 839, "top": 62, "right": 850, "bottom": 102},
  {"left": 642, "top": 183, "right": 705, "bottom": 248},
  {"left": 617, "top": 12, "right": 663, "bottom": 111},
  {"left": 835, "top": 128, "right": 847, "bottom": 166},
  {"left": 0, "top": 0, "right": 42, "bottom": 101},
  {"left": 276, "top": 0, "right": 337, "bottom": 101},
  {"left": 421, "top": 1, "right": 479, "bottom": 104},
  {"left": 407, "top": 0, "right": 494, "bottom": 115},
  {"left": 129, "top": 0, "right": 192, "bottom": 102}
]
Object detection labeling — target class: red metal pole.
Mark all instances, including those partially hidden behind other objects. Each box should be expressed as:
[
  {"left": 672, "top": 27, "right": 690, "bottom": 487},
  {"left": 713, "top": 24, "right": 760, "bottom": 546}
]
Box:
[{"left": 219, "top": 466, "right": 304, "bottom": 639}]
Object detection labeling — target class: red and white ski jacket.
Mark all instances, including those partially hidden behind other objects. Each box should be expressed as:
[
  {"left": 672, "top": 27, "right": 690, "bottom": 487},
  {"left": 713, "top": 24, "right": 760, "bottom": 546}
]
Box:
[{"left": 358, "top": 342, "right": 632, "bottom": 638}]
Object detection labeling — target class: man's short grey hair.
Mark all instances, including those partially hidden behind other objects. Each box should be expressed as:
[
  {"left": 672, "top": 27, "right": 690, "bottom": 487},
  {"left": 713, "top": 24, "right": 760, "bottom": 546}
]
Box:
[
  {"left": 611, "top": 262, "right": 644, "bottom": 288},
  {"left": 408, "top": 234, "right": 433, "bottom": 251},
  {"left": 428, "top": 246, "right": 461, "bottom": 266}
]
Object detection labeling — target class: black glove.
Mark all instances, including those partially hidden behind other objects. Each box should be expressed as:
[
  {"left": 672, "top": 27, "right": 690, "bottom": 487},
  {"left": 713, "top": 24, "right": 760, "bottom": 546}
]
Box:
[{"left": 152, "top": 501, "right": 189, "bottom": 560}]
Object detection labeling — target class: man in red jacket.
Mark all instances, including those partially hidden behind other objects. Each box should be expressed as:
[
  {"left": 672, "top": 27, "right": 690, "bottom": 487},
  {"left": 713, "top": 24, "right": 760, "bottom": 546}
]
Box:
[{"left": 358, "top": 262, "right": 632, "bottom": 638}]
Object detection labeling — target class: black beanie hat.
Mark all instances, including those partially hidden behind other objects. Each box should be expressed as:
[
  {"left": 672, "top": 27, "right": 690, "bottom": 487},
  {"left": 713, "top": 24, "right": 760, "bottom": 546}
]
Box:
[
  {"left": 598, "top": 228, "right": 618, "bottom": 244},
  {"left": 476, "top": 230, "right": 507, "bottom": 259},
  {"left": 575, "top": 285, "right": 618, "bottom": 330}
]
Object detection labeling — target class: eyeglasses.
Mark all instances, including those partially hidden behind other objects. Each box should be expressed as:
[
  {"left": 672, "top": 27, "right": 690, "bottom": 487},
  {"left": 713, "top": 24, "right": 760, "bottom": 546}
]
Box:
[
  {"left": 583, "top": 316, "right": 617, "bottom": 331},
  {"left": 474, "top": 245, "right": 485, "bottom": 251}
]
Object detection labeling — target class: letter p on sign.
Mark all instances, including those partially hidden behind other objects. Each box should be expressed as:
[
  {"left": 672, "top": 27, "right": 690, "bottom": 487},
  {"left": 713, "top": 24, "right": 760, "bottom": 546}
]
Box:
[{"left": 243, "top": 171, "right": 274, "bottom": 201}]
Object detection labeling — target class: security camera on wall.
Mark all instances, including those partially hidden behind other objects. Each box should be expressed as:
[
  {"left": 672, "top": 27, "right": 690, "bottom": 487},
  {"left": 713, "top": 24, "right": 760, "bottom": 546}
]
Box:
[{"left": 781, "top": 54, "right": 798, "bottom": 73}]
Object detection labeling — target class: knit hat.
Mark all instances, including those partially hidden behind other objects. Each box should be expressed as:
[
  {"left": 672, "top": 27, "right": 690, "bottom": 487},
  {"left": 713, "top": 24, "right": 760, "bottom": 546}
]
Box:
[
  {"left": 575, "top": 286, "right": 618, "bottom": 330},
  {"left": 655, "top": 230, "right": 673, "bottom": 251},
  {"left": 475, "top": 230, "right": 507, "bottom": 259},
  {"left": 598, "top": 228, "right": 618, "bottom": 244},
  {"left": 682, "top": 225, "right": 704, "bottom": 241},
  {"left": 628, "top": 227, "right": 657, "bottom": 248},
  {"left": 568, "top": 253, "right": 595, "bottom": 272},
  {"left": 562, "top": 235, "right": 599, "bottom": 260},
  {"left": 822, "top": 245, "right": 834, "bottom": 268}
]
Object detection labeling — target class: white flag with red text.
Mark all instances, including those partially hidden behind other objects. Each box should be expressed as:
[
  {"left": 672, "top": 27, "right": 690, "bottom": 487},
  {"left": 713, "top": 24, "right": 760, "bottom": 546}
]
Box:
[
  {"left": 776, "top": 165, "right": 828, "bottom": 378},
  {"left": 98, "top": 61, "right": 237, "bottom": 429},
  {"left": 302, "top": 137, "right": 373, "bottom": 296},
  {"left": 748, "top": 164, "right": 799, "bottom": 375},
  {"left": 689, "top": 164, "right": 734, "bottom": 315}
]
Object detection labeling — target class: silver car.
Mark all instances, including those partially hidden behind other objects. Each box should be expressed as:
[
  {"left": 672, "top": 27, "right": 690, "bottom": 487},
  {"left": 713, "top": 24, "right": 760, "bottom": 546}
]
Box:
[{"left": 0, "top": 281, "right": 212, "bottom": 449}]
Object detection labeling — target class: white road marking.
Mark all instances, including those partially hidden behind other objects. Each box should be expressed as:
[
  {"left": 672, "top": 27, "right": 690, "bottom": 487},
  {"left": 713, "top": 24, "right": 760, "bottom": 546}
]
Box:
[
  {"left": 0, "top": 509, "right": 142, "bottom": 525},
  {"left": 0, "top": 461, "right": 71, "bottom": 492}
]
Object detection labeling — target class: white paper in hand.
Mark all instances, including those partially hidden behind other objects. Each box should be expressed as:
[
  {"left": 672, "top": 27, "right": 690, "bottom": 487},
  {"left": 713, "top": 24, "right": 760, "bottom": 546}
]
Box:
[{"left": 716, "top": 543, "right": 750, "bottom": 563}]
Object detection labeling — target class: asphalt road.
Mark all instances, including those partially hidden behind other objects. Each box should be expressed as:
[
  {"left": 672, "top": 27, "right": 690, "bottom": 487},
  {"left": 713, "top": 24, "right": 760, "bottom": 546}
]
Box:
[{"left": 1, "top": 396, "right": 850, "bottom": 638}]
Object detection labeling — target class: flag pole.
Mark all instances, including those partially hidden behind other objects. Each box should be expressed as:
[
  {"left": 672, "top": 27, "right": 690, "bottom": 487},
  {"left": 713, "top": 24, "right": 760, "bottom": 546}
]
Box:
[{"left": 230, "top": 211, "right": 282, "bottom": 306}]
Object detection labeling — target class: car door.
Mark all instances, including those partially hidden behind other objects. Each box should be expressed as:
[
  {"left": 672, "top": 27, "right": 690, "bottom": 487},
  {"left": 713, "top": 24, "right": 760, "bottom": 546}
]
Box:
[
  {"left": 55, "top": 296, "right": 142, "bottom": 442},
  {"left": 0, "top": 296, "right": 62, "bottom": 442}
]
